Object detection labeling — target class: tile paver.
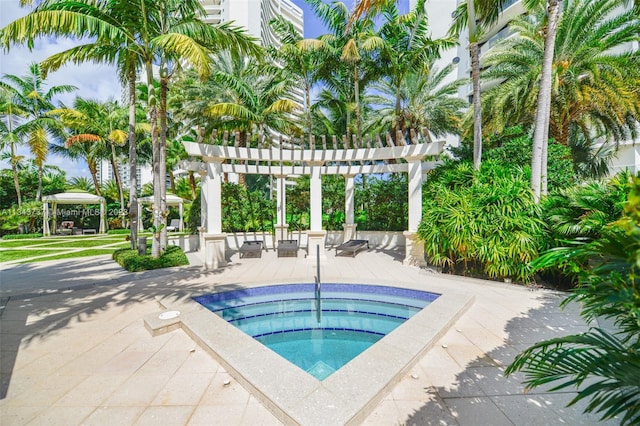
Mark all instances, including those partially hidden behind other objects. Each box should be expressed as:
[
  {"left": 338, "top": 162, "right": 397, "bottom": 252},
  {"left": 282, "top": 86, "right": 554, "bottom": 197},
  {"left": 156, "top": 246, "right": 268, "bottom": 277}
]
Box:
[{"left": 0, "top": 250, "right": 618, "bottom": 425}]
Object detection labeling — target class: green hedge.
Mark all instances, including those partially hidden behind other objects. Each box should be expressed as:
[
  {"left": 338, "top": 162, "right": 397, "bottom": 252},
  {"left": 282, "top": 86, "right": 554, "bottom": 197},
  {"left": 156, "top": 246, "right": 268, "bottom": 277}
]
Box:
[
  {"left": 107, "top": 229, "right": 131, "bottom": 235},
  {"left": 112, "top": 245, "right": 189, "bottom": 272},
  {"left": 2, "top": 233, "right": 43, "bottom": 240}
]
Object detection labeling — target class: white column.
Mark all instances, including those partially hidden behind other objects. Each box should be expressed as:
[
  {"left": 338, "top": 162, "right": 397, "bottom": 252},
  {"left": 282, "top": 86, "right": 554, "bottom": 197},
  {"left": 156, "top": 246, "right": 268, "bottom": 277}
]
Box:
[
  {"left": 178, "top": 202, "right": 184, "bottom": 232},
  {"left": 137, "top": 202, "right": 144, "bottom": 232},
  {"left": 307, "top": 160, "right": 326, "bottom": 259},
  {"left": 342, "top": 174, "right": 357, "bottom": 242},
  {"left": 274, "top": 174, "right": 289, "bottom": 243},
  {"left": 206, "top": 160, "right": 223, "bottom": 234},
  {"left": 203, "top": 159, "right": 227, "bottom": 269},
  {"left": 43, "top": 202, "right": 50, "bottom": 236},
  {"left": 198, "top": 170, "right": 208, "bottom": 230},
  {"left": 99, "top": 201, "right": 106, "bottom": 233},
  {"left": 404, "top": 157, "right": 426, "bottom": 267}
]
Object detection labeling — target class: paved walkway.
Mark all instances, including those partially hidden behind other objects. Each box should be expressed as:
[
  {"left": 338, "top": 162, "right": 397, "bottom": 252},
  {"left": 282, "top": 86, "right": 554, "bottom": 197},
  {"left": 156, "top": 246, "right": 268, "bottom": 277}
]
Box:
[{"left": 0, "top": 249, "right": 613, "bottom": 425}]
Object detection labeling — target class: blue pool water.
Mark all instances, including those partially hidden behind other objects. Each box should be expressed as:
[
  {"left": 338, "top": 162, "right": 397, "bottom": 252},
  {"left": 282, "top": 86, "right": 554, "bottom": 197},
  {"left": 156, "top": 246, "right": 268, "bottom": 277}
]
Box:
[{"left": 194, "top": 283, "right": 439, "bottom": 380}]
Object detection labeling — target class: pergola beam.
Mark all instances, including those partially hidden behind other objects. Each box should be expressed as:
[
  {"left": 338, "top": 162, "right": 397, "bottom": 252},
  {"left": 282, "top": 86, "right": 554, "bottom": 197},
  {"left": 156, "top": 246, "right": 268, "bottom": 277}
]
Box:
[
  {"left": 179, "top": 161, "right": 441, "bottom": 175},
  {"left": 184, "top": 141, "right": 443, "bottom": 163}
]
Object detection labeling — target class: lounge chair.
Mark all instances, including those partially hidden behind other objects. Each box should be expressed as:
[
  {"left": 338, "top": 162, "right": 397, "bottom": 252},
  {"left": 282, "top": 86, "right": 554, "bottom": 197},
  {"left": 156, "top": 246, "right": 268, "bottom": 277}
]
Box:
[
  {"left": 277, "top": 240, "right": 299, "bottom": 257},
  {"left": 166, "top": 219, "right": 181, "bottom": 232},
  {"left": 335, "top": 239, "right": 369, "bottom": 257},
  {"left": 239, "top": 240, "right": 263, "bottom": 258}
]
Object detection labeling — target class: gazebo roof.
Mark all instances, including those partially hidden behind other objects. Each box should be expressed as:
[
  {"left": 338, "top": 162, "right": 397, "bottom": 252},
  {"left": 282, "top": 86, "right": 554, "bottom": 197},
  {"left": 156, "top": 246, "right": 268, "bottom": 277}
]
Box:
[
  {"left": 138, "top": 194, "right": 185, "bottom": 206},
  {"left": 42, "top": 191, "right": 105, "bottom": 204}
]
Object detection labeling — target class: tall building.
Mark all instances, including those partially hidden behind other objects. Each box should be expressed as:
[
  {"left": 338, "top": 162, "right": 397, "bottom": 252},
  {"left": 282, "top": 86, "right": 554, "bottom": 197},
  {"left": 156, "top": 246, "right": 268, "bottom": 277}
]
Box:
[
  {"left": 199, "top": 0, "right": 304, "bottom": 45},
  {"left": 97, "top": 160, "right": 153, "bottom": 192}
]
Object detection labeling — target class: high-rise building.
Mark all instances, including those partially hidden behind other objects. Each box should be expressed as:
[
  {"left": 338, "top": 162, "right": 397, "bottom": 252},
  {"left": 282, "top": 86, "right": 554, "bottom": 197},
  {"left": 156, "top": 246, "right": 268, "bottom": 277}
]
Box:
[
  {"left": 97, "top": 160, "right": 153, "bottom": 192},
  {"left": 199, "top": 0, "right": 303, "bottom": 45}
]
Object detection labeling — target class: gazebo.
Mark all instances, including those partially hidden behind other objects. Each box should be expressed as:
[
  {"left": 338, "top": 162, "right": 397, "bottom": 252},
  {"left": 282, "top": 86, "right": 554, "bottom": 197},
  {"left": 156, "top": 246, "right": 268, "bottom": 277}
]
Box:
[
  {"left": 181, "top": 130, "right": 444, "bottom": 270},
  {"left": 42, "top": 191, "right": 107, "bottom": 236},
  {"left": 137, "top": 194, "right": 185, "bottom": 232}
]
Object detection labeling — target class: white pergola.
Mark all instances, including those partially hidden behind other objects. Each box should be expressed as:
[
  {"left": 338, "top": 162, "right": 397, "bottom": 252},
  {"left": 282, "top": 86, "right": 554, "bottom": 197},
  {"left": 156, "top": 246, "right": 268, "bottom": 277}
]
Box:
[
  {"left": 182, "top": 133, "right": 444, "bottom": 269},
  {"left": 42, "top": 191, "right": 106, "bottom": 236},
  {"left": 137, "top": 194, "right": 185, "bottom": 232}
]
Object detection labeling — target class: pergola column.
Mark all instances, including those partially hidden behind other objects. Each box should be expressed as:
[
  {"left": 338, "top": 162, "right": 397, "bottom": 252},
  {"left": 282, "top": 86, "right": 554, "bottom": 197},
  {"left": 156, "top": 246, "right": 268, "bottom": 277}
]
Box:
[
  {"left": 403, "top": 157, "right": 426, "bottom": 267},
  {"left": 307, "top": 160, "right": 326, "bottom": 259},
  {"left": 274, "top": 174, "right": 289, "bottom": 243},
  {"left": 202, "top": 158, "right": 227, "bottom": 269},
  {"left": 43, "top": 202, "right": 50, "bottom": 236},
  {"left": 342, "top": 174, "right": 357, "bottom": 242}
]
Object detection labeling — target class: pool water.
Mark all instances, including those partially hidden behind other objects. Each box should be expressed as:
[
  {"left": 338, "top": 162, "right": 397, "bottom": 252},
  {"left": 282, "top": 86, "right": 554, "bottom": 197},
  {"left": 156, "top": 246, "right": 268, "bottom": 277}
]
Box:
[{"left": 194, "top": 283, "right": 439, "bottom": 380}]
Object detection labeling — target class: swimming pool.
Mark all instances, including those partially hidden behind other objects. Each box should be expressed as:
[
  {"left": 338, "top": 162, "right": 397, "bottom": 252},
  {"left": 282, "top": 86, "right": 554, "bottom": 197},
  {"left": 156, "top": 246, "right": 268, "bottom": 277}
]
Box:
[{"left": 193, "top": 283, "right": 440, "bottom": 380}]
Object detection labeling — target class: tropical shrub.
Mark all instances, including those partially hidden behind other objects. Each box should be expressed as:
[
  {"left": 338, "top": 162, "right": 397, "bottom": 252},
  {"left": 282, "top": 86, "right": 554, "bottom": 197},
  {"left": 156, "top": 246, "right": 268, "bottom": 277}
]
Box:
[
  {"left": 112, "top": 245, "right": 188, "bottom": 272},
  {"left": 506, "top": 175, "right": 640, "bottom": 424},
  {"left": 543, "top": 171, "right": 633, "bottom": 241},
  {"left": 419, "top": 160, "right": 546, "bottom": 282}
]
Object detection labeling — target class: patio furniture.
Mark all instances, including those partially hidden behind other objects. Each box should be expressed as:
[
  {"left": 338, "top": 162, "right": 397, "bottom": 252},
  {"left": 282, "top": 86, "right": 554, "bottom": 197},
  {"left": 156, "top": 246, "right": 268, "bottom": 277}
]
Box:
[
  {"left": 58, "top": 221, "right": 74, "bottom": 235},
  {"left": 277, "top": 240, "right": 299, "bottom": 258},
  {"left": 239, "top": 240, "right": 263, "bottom": 258},
  {"left": 166, "top": 219, "right": 181, "bottom": 232},
  {"left": 82, "top": 229, "right": 97, "bottom": 235},
  {"left": 335, "top": 239, "right": 369, "bottom": 257}
]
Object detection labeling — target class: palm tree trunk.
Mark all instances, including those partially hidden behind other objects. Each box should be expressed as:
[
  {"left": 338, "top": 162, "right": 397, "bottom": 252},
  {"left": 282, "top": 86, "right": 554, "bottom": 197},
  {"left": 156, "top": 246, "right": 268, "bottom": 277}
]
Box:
[
  {"left": 127, "top": 72, "right": 138, "bottom": 250},
  {"left": 531, "top": 0, "right": 560, "bottom": 203},
  {"left": 305, "top": 78, "right": 313, "bottom": 139},
  {"left": 469, "top": 2, "right": 483, "bottom": 171},
  {"left": 146, "top": 63, "right": 162, "bottom": 259},
  {"left": 110, "top": 144, "right": 126, "bottom": 228},
  {"left": 188, "top": 171, "right": 197, "bottom": 199},
  {"left": 10, "top": 142, "right": 22, "bottom": 208},
  {"left": 88, "top": 161, "right": 101, "bottom": 196},
  {"left": 353, "top": 65, "right": 363, "bottom": 142},
  {"left": 159, "top": 74, "right": 169, "bottom": 250},
  {"left": 36, "top": 164, "right": 43, "bottom": 201}
]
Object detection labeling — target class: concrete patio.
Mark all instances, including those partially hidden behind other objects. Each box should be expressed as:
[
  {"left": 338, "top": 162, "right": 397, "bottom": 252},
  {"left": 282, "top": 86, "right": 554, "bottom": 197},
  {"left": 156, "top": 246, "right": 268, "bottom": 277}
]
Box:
[{"left": 0, "top": 248, "right": 614, "bottom": 425}]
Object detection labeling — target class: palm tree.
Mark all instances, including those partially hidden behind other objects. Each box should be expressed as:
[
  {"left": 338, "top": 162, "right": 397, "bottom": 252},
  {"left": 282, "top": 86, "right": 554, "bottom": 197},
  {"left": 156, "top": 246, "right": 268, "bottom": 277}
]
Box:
[
  {"left": 480, "top": 0, "right": 640, "bottom": 194},
  {"left": 307, "top": 0, "right": 383, "bottom": 141},
  {"left": 368, "top": 61, "right": 467, "bottom": 137},
  {"left": 375, "top": 0, "right": 455, "bottom": 136},
  {"left": 449, "top": 0, "right": 515, "bottom": 171},
  {"left": 0, "top": 64, "right": 75, "bottom": 201},
  {"left": 202, "top": 52, "right": 299, "bottom": 141},
  {"left": 269, "top": 16, "right": 326, "bottom": 139},
  {"left": 0, "top": 84, "right": 27, "bottom": 207},
  {"left": 507, "top": 175, "right": 640, "bottom": 423},
  {"left": 1, "top": 0, "right": 259, "bottom": 257},
  {"left": 68, "top": 176, "right": 94, "bottom": 193},
  {"left": 53, "top": 98, "right": 129, "bottom": 224}
]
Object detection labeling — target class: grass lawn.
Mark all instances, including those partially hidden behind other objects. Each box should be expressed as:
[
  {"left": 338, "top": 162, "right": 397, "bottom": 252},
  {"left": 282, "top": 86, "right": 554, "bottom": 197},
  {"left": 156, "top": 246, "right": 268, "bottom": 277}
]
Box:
[
  {"left": 20, "top": 249, "right": 118, "bottom": 263},
  {"left": 0, "top": 250, "right": 63, "bottom": 262},
  {"left": 0, "top": 232, "right": 186, "bottom": 264},
  {"left": 52, "top": 239, "right": 129, "bottom": 248},
  {"left": 0, "top": 239, "right": 64, "bottom": 248}
]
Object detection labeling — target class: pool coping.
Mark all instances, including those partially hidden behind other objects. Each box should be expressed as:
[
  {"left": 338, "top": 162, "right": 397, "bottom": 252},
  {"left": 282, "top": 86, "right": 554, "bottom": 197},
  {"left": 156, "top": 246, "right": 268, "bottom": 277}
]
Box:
[{"left": 146, "top": 279, "right": 474, "bottom": 425}]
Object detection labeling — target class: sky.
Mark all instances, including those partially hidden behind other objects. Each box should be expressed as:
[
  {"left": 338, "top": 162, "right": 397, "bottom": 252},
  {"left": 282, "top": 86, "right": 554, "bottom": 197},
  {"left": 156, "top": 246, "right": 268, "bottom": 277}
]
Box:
[{"left": 0, "top": 0, "right": 409, "bottom": 179}]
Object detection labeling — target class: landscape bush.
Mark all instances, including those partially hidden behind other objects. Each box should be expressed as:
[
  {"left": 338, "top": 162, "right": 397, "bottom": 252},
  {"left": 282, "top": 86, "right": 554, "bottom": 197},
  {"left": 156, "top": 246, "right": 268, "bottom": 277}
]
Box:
[
  {"left": 2, "top": 233, "right": 43, "bottom": 240},
  {"left": 112, "top": 245, "right": 188, "bottom": 272}
]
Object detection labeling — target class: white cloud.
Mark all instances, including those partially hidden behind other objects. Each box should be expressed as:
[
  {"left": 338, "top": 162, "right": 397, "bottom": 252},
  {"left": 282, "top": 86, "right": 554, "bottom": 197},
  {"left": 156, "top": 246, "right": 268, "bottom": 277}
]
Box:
[{"left": 1, "top": 0, "right": 121, "bottom": 179}]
